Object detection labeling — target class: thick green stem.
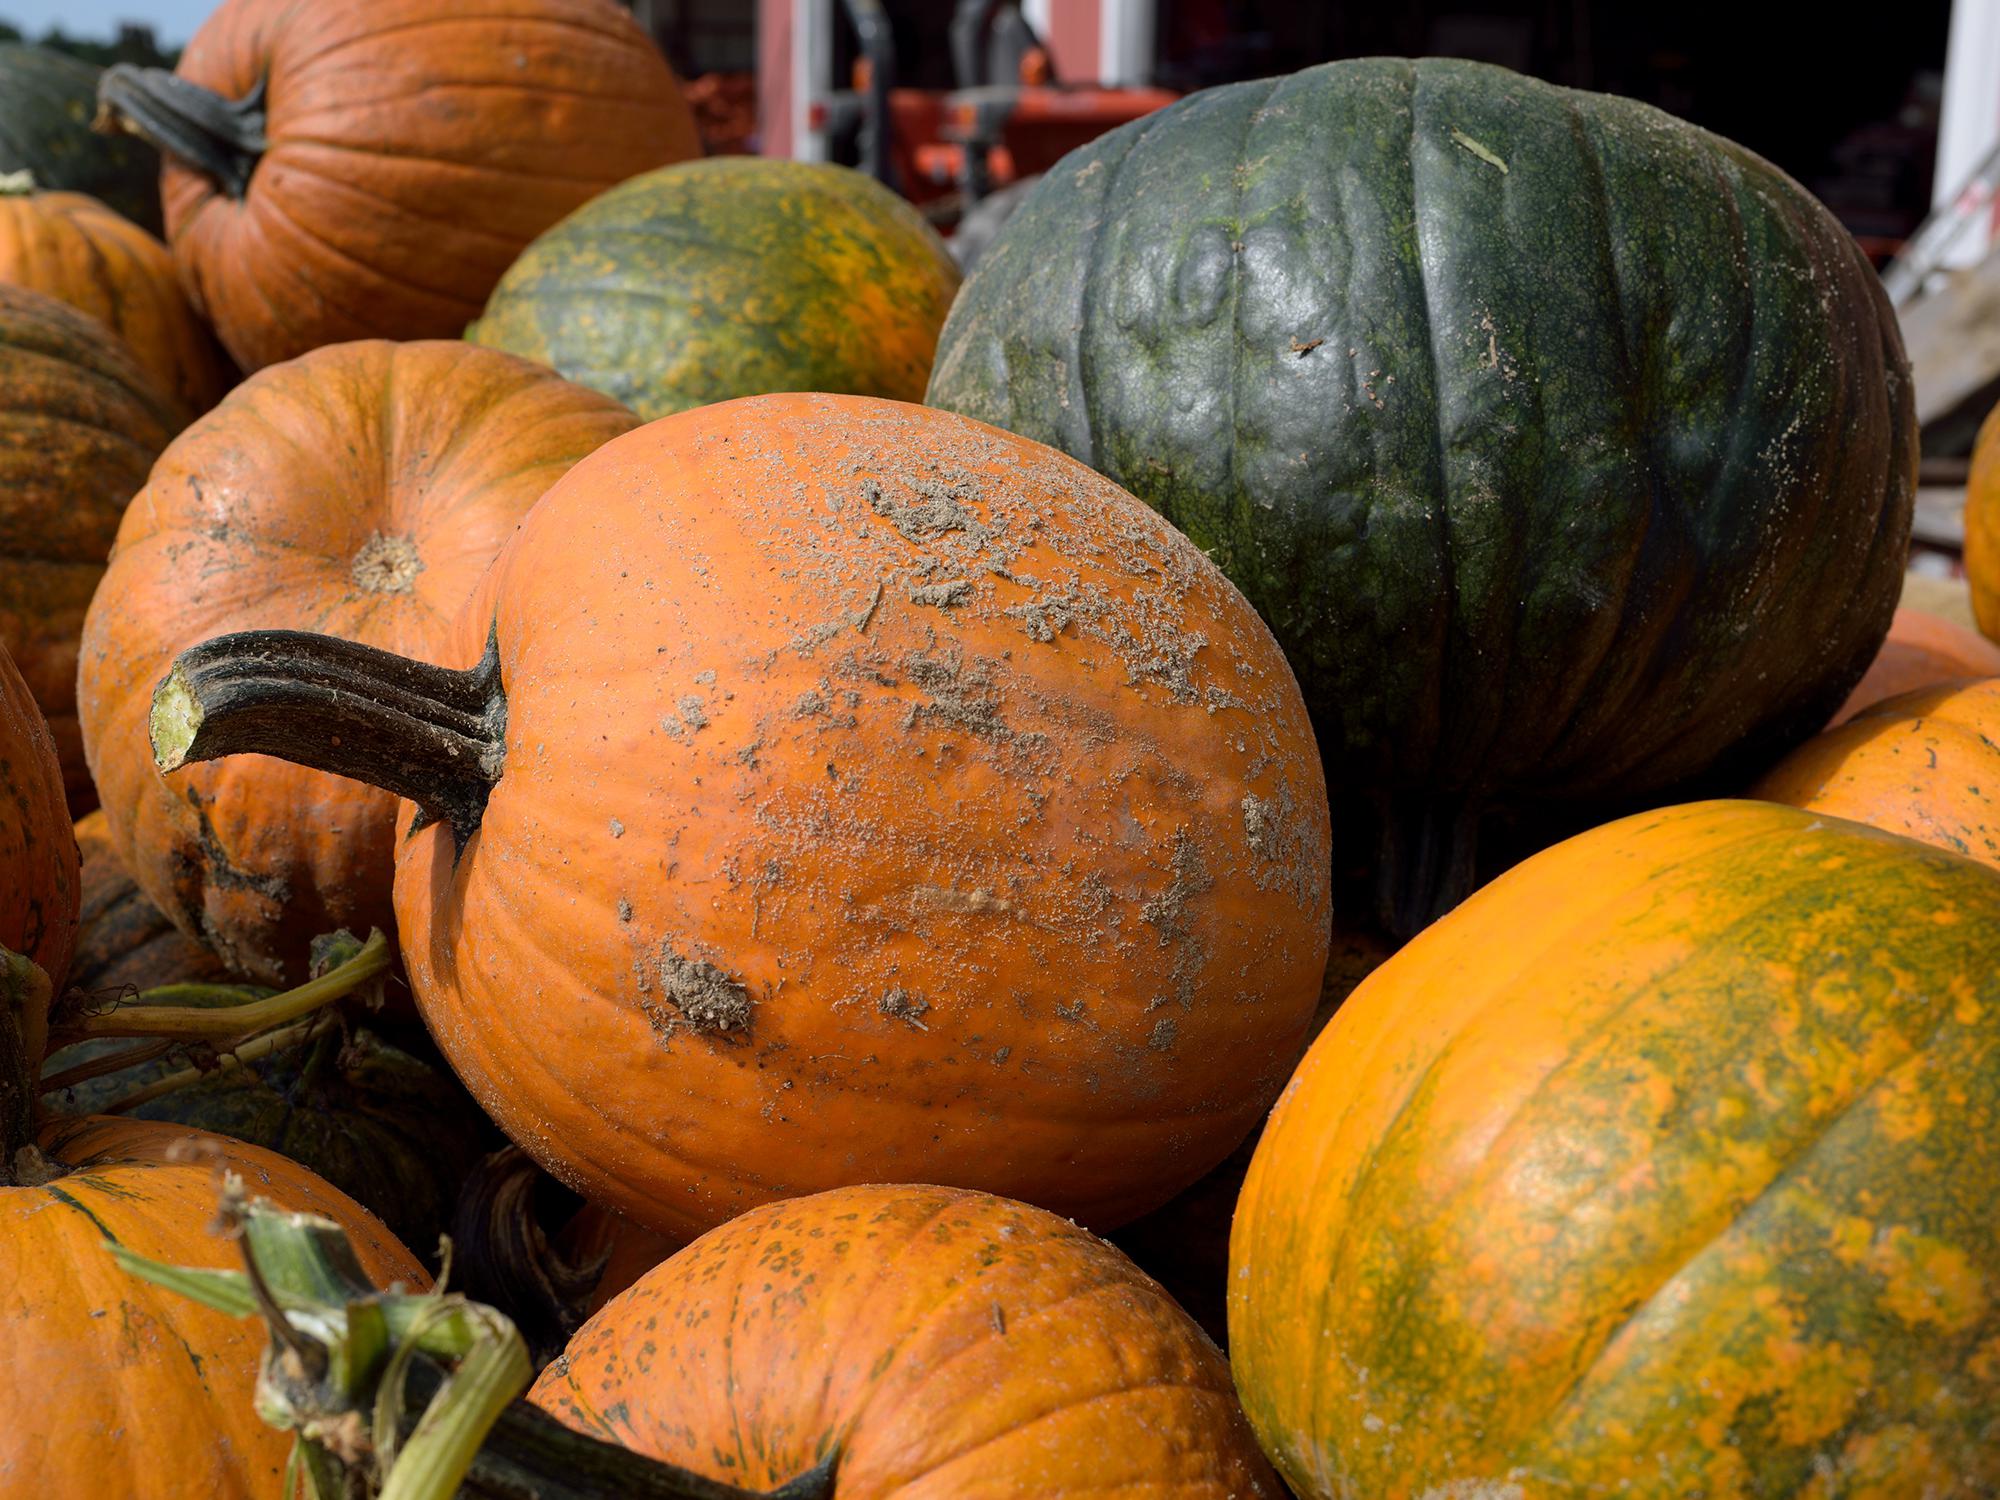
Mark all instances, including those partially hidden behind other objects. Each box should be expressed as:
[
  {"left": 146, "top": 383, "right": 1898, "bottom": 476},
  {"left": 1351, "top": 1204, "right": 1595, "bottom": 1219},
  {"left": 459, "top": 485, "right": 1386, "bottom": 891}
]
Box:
[
  {"left": 50, "top": 928, "right": 390, "bottom": 1046},
  {"left": 0, "top": 947, "right": 51, "bottom": 1186},
  {"left": 153, "top": 627, "right": 506, "bottom": 853},
  {"left": 96, "top": 64, "right": 267, "bottom": 199}
]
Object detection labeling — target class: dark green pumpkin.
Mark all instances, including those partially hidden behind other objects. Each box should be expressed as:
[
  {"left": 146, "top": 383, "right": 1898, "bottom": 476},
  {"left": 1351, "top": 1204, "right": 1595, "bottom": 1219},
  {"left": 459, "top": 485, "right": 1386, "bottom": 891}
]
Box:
[
  {"left": 466, "top": 157, "right": 960, "bottom": 420},
  {"left": 0, "top": 46, "right": 162, "bottom": 235},
  {"left": 928, "top": 58, "right": 1916, "bottom": 932}
]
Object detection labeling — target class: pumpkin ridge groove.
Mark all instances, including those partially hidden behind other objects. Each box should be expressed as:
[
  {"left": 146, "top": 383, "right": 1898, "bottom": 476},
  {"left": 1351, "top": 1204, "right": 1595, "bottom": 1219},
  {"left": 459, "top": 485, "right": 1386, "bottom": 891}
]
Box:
[
  {"left": 293, "top": 9, "right": 644, "bottom": 71},
  {"left": 248, "top": 182, "right": 489, "bottom": 315},
  {"left": 1515, "top": 996, "right": 1965, "bottom": 1451},
  {"left": 276, "top": 134, "right": 631, "bottom": 193},
  {"left": 270, "top": 145, "right": 566, "bottom": 255},
  {"left": 1221, "top": 75, "right": 1290, "bottom": 579},
  {"left": 1076, "top": 105, "right": 1178, "bottom": 472}
]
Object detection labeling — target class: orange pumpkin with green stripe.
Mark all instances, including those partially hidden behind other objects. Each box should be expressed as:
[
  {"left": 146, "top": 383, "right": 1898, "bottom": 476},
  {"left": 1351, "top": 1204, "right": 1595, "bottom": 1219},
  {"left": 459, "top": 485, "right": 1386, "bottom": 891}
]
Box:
[
  {"left": 1230, "top": 799, "right": 2000, "bottom": 1498},
  {"left": 1757, "top": 677, "right": 2000, "bottom": 871}
]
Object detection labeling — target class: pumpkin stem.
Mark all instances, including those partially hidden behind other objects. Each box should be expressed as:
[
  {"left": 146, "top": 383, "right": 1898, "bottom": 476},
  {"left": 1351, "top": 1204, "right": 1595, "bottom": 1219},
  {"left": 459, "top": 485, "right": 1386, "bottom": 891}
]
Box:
[
  {"left": 110, "top": 1191, "right": 840, "bottom": 1500},
  {"left": 0, "top": 946, "right": 51, "bottom": 1187},
  {"left": 152, "top": 627, "right": 507, "bottom": 853},
  {"left": 448, "top": 1146, "right": 606, "bottom": 1368},
  {"left": 95, "top": 65, "right": 267, "bottom": 200},
  {"left": 1374, "top": 791, "right": 1481, "bottom": 938}
]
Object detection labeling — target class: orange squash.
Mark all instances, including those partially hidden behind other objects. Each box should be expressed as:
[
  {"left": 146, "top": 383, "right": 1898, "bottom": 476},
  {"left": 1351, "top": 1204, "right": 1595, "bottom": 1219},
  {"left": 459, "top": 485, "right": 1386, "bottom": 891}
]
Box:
[
  {"left": 531, "top": 1183, "right": 1282, "bottom": 1496},
  {"left": 149, "top": 392, "right": 1333, "bottom": 1236},
  {"left": 0, "top": 638, "right": 78, "bottom": 1008},
  {"left": 1230, "top": 800, "right": 2000, "bottom": 1498},
  {"left": 0, "top": 180, "right": 232, "bottom": 417},
  {"left": 81, "top": 339, "right": 638, "bottom": 983},
  {"left": 1830, "top": 605, "right": 2000, "bottom": 725},
  {"left": 97, "top": 0, "right": 701, "bottom": 372},
  {"left": 0, "top": 282, "right": 181, "bottom": 811},
  {"left": 0, "top": 1112, "right": 424, "bottom": 1497},
  {"left": 1756, "top": 676, "right": 2000, "bottom": 869}
]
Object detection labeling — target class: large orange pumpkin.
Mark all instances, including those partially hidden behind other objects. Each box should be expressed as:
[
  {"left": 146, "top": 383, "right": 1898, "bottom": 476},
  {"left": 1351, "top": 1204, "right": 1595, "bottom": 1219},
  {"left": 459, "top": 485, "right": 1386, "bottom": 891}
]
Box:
[
  {"left": 81, "top": 339, "right": 638, "bottom": 984},
  {"left": 0, "top": 282, "right": 181, "bottom": 810},
  {"left": 96, "top": 0, "right": 701, "bottom": 373},
  {"left": 0, "top": 179, "right": 232, "bottom": 417},
  {"left": 1, "top": 638, "right": 78, "bottom": 1009},
  {"left": 1756, "top": 676, "right": 2000, "bottom": 870},
  {"left": 0, "top": 1111, "right": 424, "bottom": 1497},
  {"left": 531, "top": 1183, "right": 1282, "bottom": 1496},
  {"left": 150, "top": 392, "right": 1333, "bottom": 1236},
  {"left": 1230, "top": 799, "right": 2000, "bottom": 1498},
  {"left": 1830, "top": 605, "right": 2000, "bottom": 725}
]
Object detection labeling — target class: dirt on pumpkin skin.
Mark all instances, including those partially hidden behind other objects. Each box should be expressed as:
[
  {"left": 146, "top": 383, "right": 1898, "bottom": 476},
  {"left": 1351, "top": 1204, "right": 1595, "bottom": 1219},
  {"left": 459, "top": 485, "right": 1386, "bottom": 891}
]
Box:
[{"left": 396, "top": 393, "right": 1333, "bottom": 1239}]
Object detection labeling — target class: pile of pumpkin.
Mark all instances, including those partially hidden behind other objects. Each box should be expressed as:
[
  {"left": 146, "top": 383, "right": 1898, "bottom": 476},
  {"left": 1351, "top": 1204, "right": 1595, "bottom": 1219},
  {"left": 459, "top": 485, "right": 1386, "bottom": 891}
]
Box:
[{"left": 3, "top": 2, "right": 1997, "bottom": 1495}]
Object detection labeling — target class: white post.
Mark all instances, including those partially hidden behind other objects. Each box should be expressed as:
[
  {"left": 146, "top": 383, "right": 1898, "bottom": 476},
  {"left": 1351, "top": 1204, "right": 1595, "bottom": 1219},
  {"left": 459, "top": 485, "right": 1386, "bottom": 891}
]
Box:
[
  {"left": 1098, "top": 0, "right": 1154, "bottom": 87},
  {"left": 1935, "top": 0, "right": 2000, "bottom": 267},
  {"left": 792, "top": 0, "right": 830, "bottom": 163}
]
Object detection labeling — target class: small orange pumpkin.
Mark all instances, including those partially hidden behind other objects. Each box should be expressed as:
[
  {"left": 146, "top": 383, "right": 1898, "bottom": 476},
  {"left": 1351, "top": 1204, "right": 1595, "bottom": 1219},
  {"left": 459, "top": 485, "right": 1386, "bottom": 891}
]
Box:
[
  {"left": 81, "top": 339, "right": 638, "bottom": 983},
  {"left": 1755, "top": 676, "right": 2000, "bottom": 869},
  {"left": 531, "top": 1183, "right": 1282, "bottom": 1496},
  {"left": 1967, "top": 404, "right": 2000, "bottom": 641},
  {"left": 149, "top": 393, "right": 1333, "bottom": 1236},
  {"left": 0, "top": 638, "right": 78, "bottom": 1009},
  {"left": 0, "top": 180, "right": 232, "bottom": 417},
  {"left": 1830, "top": 605, "right": 2000, "bottom": 725}
]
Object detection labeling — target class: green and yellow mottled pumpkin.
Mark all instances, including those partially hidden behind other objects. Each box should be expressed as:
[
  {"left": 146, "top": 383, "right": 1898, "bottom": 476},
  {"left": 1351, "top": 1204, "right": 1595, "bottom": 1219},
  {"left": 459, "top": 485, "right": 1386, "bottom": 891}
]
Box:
[
  {"left": 468, "top": 157, "right": 960, "bottom": 419},
  {"left": 1231, "top": 799, "right": 2000, "bottom": 1498}
]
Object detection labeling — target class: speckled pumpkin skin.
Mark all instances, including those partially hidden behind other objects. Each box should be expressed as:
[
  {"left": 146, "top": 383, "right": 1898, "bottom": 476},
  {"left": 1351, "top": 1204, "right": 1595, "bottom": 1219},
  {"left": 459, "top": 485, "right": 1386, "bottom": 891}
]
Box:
[
  {"left": 0, "top": 45, "right": 163, "bottom": 235},
  {"left": 398, "top": 392, "right": 1331, "bottom": 1238},
  {"left": 930, "top": 59, "right": 1915, "bottom": 914},
  {"left": 0, "top": 637, "right": 78, "bottom": 1012},
  {"left": 161, "top": 0, "right": 701, "bottom": 372},
  {"left": 80, "top": 340, "right": 639, "bottom": 984},
  {"left": 0, "top": 283, "right": 181, "bottom": 811},
  {"left": 1757, "top": 679, "right": 2000, "bottom": 871},
  {"left": 0, "top": 188, "right": 233, "bottom": 418},
  {"left": 531, "top": 1184, "right": 1283, "bottom": 1497},
  {"left": 0, "top": 1117, "right": 424, "bottom": 1498},
  {"left": 1230, "top": 800, "right": 2000, "bottom": 1498},
  {"left": 1830, "top": 606, "right": 2000, "bottom": 726},
  {"left": 467, "top": 158, "right": 961, "bottom": 420}
]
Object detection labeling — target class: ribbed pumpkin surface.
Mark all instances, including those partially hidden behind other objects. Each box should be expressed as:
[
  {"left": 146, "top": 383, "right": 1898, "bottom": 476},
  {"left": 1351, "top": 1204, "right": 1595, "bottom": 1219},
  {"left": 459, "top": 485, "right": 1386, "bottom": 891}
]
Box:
[
  {"left": 0, "top": 637, "right": 78, "bottom": 1009},
  {"left": 0, "top": 1118, "right": 423, "bottom": 1498},
  {"left": 1757, "top": 678, "right": 2000, "bottom": 871},
  {"left": 930, "top": 58, "right": 1915, "bottom": 925},
  {"left": 0, "top": 282, "right": 181, "bottom": 810},
  {"left": 0, "top": 186, "right": 231, "bottom": 417},
  {"left": 79, "top": 339, "right": 638, "bottom": 983},
  {"left": 468, "top": 157, "right": 961, "bottom": 419},
  {"left": 158, "top": 0, "right": 701, "bottom": 371},
  {"left": 68, "top": 808, "right": 234, "bottom": 995},
  {"left": 0, "top": 45, "right": 163, "bottom": 234},
  {"left": 1230, "top": 800, "right": 2000, "bottom": 1497},
  {"left": 1963, "top": 402, "right": 2000, "bottom": 644},
  {"left": 532, "top": 1184, "right": 1282, "bottom": 1497}
]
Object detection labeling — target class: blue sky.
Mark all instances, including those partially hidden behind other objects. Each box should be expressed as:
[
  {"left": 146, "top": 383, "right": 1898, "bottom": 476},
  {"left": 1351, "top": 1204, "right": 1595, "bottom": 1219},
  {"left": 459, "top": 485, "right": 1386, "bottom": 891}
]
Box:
[{"left": 1, "top": 1, "right": 207, "bottom": 45}]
